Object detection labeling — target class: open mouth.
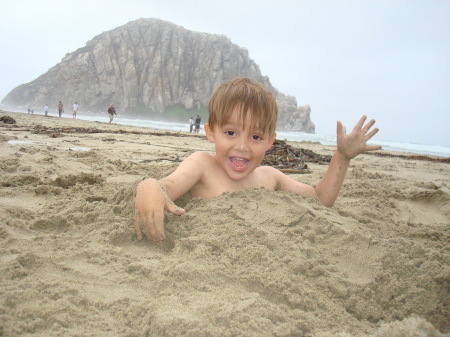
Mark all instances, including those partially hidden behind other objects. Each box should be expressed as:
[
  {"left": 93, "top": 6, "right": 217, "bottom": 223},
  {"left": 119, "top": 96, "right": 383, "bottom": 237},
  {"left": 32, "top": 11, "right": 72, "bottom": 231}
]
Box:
[{"left": 230, "top": 157, "right": 249, "bottom": 171}]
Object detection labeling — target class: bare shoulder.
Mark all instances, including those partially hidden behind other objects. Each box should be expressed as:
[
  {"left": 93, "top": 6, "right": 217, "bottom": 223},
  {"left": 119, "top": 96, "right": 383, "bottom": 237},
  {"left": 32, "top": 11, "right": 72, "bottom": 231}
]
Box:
[
  {"left": 256, "top": 165, "right": 283, "bottom": 176},
  {"left": 256, "top": 165, "right": 311, "bottom": 193},
  {"left": 163, "top": 152, "right": 212, "bottom": 189},
  {"left": 253, "top": 165, "right": 283, "bottom": 189},
  {"left": 187, "top": 151, "right": 213, "bottom": 159},
  {"left": 180, "top": 151, "right": 216, "bottom": 170},
  {"left": 260, "top": 165, "right": 315, "bottom": 195},
  {"left": 184, "top": 151, "right": 215, "bottom": 163}
]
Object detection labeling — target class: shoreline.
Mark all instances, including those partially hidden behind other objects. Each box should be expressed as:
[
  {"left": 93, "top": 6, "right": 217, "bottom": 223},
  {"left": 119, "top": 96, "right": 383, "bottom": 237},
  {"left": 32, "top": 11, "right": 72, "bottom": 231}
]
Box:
[
  {"left": 1, "top": 110, "right": 449, "bottom": 336},
  {"left": 3, "top": 109, "right": 449, "bottom": 158}
]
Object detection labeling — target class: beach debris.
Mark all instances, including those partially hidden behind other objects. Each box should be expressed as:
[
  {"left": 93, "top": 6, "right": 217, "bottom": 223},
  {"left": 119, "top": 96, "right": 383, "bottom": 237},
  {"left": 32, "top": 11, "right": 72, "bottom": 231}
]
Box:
[
  {"left": 67, "top": 147, "right": 91, "bottom": 152},
  {"left": 29, "top": 125, "right": 193, "bottom": 138},
  {"left": 0, "top": 115, "right": 16, "bottom": 124},
  {"left": 262, "top": 139, "right": 332, "bottom": 173},
  {"left": 367, "top": 151, "right": 450, "bottom": 164},
  {"left": 5, "top": 122, "right": 447, "bottom": 164}
]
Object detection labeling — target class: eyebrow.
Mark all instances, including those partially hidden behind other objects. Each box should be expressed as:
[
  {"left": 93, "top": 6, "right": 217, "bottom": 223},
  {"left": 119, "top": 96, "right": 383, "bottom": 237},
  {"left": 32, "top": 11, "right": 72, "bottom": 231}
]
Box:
[
  {"left": 222, "top": 122, "right": 238, "bottom": 128},
  {"left": 222, "top": 122, "right": 265, "bottom": 134}
]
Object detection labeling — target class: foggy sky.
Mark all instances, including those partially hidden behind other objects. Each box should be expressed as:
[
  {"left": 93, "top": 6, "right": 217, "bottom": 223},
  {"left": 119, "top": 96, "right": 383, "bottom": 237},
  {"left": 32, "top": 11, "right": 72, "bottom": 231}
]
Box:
[{"left": 0, "top": 0, "right": 448, "bottom": 146}]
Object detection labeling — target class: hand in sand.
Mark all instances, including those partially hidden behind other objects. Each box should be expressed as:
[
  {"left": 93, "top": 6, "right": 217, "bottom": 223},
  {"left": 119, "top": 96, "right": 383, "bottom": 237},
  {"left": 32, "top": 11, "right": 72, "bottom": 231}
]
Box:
[
  {"left": 134, "top": 179, "right": 185, "bottom": 243},
  {"left": 336, "top": 115, "right": 382, "bottom": 160}
]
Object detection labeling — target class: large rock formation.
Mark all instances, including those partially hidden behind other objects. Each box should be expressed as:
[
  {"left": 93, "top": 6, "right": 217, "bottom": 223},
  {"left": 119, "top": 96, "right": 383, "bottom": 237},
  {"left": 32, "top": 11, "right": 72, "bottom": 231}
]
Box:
[{"left": 2, "top": 18, "right": 315, "bottom": 133}]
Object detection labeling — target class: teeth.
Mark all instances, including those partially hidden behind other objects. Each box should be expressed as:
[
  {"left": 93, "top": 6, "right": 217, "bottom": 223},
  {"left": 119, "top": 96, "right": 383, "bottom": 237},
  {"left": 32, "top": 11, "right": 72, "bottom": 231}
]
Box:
[{"left": 230, "top": 157, "right": 249, "bottom": 170}]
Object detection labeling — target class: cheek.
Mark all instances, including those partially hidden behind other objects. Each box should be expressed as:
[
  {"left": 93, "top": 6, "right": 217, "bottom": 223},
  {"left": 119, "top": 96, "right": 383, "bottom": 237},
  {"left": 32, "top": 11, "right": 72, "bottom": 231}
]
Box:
[
  {"left": 257, "top": 148, "right": 268, "bottom": 159},
  {"left": 253, "top": 144, "right": 270, "bottom": 159},
  {"left": 214, "top": 140, "right": 229, "bottom": 157}
]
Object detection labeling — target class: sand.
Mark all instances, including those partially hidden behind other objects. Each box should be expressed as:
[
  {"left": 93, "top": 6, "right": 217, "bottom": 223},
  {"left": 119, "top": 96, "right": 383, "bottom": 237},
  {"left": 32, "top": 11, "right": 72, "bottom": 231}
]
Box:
[{"left": 0, "top": 111, "right": 449, "bottom": 337}]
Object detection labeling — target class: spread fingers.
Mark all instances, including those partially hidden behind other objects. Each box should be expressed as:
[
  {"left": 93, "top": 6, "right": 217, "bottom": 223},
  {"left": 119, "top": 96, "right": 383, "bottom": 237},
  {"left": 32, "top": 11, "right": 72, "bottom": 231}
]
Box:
[{"left": 362, "top": 119, "right": 376, "bottom": 134}]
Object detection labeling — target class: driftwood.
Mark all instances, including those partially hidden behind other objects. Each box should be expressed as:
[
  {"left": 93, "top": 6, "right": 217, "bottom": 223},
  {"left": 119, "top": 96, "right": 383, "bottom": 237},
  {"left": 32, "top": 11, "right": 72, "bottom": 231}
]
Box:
[
  {"left": 366, "top": 151, "right": 449, "bottom": 164},
  {"left": 0, "top": 116, "right": 17, "bottom": 124},
  {"left": 0, "top": 122, "right": 195, "bottom": 138},
  {"left": 28, "top": 125, "right": 194, "bottom": 138},
  {"left": 262, "top": 139, "right": 332, "bottom": 172},
  {"left": 278, "top": 168, "right": 312, "bottom": 174}
]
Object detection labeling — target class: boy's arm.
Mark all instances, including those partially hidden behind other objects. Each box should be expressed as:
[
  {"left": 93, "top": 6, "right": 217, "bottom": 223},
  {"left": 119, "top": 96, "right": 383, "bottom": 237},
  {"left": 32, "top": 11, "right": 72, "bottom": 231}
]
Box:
[
  {"left": 134, "top": 152, "right": 205, "bottom": 243},
  {"left": 315, "top": 115, "right": 381, "bottom": 206}
]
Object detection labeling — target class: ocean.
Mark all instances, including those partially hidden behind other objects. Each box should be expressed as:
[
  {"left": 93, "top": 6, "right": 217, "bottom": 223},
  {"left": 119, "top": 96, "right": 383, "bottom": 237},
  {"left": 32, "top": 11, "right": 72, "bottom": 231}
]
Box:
[{"left": 68, "top": 114, "right": 449, "bottom": 158}]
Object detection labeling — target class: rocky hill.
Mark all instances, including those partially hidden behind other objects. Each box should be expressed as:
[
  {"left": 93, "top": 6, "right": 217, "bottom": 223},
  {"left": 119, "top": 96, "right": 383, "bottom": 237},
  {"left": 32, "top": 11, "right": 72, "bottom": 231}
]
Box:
[{"left": 2, "top": 18, "right": 315, "bottom": 133}]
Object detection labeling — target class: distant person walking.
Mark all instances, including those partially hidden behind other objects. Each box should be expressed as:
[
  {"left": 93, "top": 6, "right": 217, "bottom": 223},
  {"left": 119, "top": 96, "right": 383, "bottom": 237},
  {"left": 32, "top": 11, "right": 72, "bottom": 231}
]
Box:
[
  {"left": 194, "top": 115, "right": 201, "bottom": 133},
  {"left": 189, "top": 116, "right": 194, "bottom": 132},
  {"left": 44, "top": 104, "right": 49, "bottom": 116},
  {"left": 72, "top": 102, "right": 78, "bottom": 119},
  {"left": 108, "top": 104, "right": 116, "bottom": 123},
  {"left": 58, "top": 101, "right": 64, "bottom": 117}
]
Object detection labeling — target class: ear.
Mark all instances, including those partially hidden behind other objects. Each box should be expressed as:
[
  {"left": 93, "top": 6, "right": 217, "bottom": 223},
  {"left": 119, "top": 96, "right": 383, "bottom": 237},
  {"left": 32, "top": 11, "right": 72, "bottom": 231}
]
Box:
[
  {"left": 266, "top": 132, "right": 277, "bottom": 150},
  {"left": 204, "top": 123, "right": 215, "bottom": 143}
]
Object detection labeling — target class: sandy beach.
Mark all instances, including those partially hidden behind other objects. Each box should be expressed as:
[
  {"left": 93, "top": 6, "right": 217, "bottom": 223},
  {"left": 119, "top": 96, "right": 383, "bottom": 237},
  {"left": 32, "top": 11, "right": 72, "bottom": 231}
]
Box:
[{"left": 0, "top": 110, "right": 448, "bottom": 336}]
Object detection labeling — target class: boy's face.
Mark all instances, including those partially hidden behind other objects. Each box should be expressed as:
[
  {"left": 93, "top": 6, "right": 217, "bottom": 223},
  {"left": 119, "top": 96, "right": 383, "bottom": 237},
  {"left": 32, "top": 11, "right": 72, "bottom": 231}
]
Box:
[{"left": 205, "top": 108, "right": 276, "bottom": 181}]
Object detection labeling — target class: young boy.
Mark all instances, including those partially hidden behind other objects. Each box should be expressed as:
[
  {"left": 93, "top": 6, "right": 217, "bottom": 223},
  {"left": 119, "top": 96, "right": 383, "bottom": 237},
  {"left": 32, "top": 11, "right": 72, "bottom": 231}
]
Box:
[{"left": 134, "top": 77, "right": 381, "bottom": 243}]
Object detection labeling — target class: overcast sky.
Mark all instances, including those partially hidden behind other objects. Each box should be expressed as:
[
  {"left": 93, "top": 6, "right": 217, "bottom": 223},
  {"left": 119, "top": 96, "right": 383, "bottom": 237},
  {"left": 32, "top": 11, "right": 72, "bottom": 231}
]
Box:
[{"left": 1, "top": 0, "right": 449, "bottom": 146}]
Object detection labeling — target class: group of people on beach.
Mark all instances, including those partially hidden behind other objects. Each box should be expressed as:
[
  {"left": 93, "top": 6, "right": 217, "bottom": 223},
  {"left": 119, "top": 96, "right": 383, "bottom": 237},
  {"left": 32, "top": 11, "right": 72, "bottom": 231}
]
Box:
[
  {"left": 57, "top": 101, "right": 78, "bottom": 118},
  {"left": 189, "top": 115, "right": 202, "bottom": 133},
  {"left": 27, "top": 101, "right": 117, "bottom": 123}
]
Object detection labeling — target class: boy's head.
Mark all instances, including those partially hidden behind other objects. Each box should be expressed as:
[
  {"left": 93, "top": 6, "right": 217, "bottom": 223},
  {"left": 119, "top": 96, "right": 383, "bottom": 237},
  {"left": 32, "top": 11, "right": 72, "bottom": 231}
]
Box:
[{"left": 208, "top": 77, "right": 278, "bottom": 136}]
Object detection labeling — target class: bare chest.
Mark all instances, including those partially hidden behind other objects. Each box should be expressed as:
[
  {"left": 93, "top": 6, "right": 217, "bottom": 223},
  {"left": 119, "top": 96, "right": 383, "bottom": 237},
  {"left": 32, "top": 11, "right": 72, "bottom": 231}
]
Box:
[{"left": 191, "top": 166, "right": 276, "bottom": 198}]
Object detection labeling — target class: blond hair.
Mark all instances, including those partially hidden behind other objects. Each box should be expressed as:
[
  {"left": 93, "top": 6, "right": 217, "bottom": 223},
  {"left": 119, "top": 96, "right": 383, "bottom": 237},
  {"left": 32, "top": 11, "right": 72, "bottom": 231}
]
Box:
[{"left": 208, "top": 77, "right": 278, "bottom": 135}]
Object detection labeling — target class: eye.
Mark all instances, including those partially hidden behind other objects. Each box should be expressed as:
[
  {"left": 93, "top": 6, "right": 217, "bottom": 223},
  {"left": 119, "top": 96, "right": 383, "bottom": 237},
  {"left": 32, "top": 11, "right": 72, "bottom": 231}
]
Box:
[
  {"left": 251, "top": 134, "right": 263, "bottom": 141},
  {"left": 224, "top": 130, "right": 236, "bottom": 136}
]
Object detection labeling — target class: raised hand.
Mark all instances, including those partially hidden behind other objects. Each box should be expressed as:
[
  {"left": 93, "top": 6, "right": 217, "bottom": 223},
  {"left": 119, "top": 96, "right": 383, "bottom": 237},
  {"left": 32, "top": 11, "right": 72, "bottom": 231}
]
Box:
[{"left": 336, "top": 115, "right": 381, "bottom": 160}]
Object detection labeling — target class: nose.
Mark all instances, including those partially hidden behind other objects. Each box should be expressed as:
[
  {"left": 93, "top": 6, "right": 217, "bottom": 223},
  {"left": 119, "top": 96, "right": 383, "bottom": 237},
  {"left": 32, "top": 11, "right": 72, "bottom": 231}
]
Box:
[{"left": 234, "top": 135, "right": 250, "bottom": 152}]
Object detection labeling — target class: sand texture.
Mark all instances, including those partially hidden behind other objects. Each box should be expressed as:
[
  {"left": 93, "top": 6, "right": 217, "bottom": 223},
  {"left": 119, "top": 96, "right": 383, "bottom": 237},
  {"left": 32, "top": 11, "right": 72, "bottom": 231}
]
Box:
[{"left": 1, "top": 111, "right": 449, "bottom": 336}]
